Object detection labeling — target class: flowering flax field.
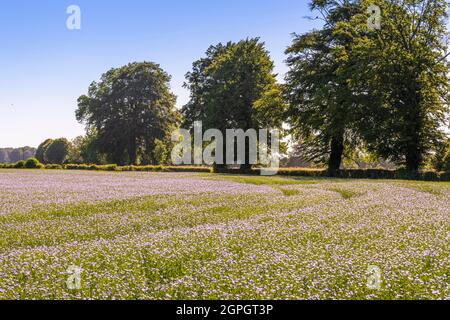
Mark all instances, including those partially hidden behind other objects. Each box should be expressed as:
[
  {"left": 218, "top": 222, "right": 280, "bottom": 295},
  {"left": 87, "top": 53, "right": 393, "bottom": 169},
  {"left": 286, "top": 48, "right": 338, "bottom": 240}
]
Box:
[{"left": 0, "top": 169, "right": 449, "bottom": 300}]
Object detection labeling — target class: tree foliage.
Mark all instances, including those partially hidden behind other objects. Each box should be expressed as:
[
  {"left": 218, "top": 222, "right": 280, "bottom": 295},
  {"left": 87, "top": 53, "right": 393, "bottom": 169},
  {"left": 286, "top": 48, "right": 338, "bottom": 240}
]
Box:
[
  {"left": 285, "top": 0, "right": 449, "bottom": 172},
  {"left": 76, "top": 62, "right": 180, "bottom": 165},
  {"left": 44, "top": 138, "right": 71, "bottom": 164},
  {"left": 285, "top": 0, "right": 361, "bottom": 173},
  {"left": 433, "top": 138, "right": 450, "bottom": 171},
  {"left": 35, "top": 139, "right": 54, "bottom": 164},
  {"left": 335, "top": 0, "right": 450, "bottom": 171},
  {"left": 182, "top": 38, "right": 286, "bottom": 170}
]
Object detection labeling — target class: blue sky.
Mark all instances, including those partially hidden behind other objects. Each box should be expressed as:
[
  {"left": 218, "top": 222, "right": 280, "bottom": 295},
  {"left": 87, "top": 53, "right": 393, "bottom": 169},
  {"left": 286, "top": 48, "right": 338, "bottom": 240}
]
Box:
[{"left": 0, "top": 0, "right": 321, "bottom": 148}]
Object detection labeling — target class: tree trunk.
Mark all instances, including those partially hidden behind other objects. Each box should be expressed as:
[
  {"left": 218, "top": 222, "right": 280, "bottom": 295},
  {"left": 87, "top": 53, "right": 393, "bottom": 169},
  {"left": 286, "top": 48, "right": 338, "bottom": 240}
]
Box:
[
  {"left": 239, "top": 116, "right": 253, "bottom": 174},
  {"left": 213, "top": 131, "right": 228, "bottom": 173},
  {"left": 404, "top": 85, "right": 422, "bottom": 172},
  {"left": 328, "top": 135, "right": 344, "bottom": 176},
  {"left": 405, "top": 148, "right": 421, "bottom": 172},
  {"left": 240, "top": 137, "right": 253, "bottom": 174},
  {"left": 128, "top": 138, "right": 137, "bottom": 165}
]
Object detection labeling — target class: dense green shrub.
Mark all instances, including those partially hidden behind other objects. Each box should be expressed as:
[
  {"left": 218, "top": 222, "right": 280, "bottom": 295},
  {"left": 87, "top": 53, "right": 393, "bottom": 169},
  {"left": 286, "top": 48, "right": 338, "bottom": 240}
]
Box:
[
  {"left": 419, "top": 171, "right": 441, "bottom": 182},
  {"left": 64, "top": 164, "right": 89, "bottom": 170},
  {"left": 118, "top": 165, "right": 210, "bottom": 173},
  {"left": 440, "top": 172, "right": 450, "bottom": 182},
  {"left": 0, "top": 161, "right": 447, "bottom": 181},
  {"left": 61, "top": 164, "right": 211, "bottom": 173},
  {"left": 166, "top": 166, "right": 211, "bottom": 173},
  {"left": 65, "top": 164, "right": 118, "bottom": 171},
  {"left": 96, "top": 164, "right": 118, "bottom": 171},
  {"left": 257, "top": 168, "right": 448, "bottom": 182},
  {"left": 45, "top": 164, "right": 64, "bottom": 170},
  {"left": 14, "top": 161, "right": 26, "bottom": 168},
  {"left": 212, "top": 167, "right": 450, "bottom": 181},
  {"left": 258, "top": 168, "right": 326, "bottom": 177},
  {"left": 25, "top": 158, "right": 43, "bottom": 169}
]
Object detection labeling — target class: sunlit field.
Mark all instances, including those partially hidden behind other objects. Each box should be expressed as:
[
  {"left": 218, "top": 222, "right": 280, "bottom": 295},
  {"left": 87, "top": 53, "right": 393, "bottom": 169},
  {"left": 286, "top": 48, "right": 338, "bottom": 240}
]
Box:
[{"left": 0, "top": 169, "right": 449, "bottom": 300}]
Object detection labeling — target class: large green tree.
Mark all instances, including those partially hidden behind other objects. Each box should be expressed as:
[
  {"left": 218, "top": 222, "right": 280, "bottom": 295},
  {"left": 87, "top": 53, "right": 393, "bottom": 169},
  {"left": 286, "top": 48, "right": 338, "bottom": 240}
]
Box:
[
  {"left": 285, "top": 0, "right": 360, "bottom": 174},
  {"left": 76, "top": 62, "right": 180, "bottom": 165},
  {"left": 69, "top": 134, "right": 105, "bottom": 164},
  {"left": 336, "top": 0, "right": 450, "bottom": 171},
  {"left": 35, "top": 139, "right": 54, "bottom": 164},
  {"left": 44, "top": 138, "right": 71, "bottom": 164},
  {"left": 182, "top": 38, "right": 285, "bottom": 171}
]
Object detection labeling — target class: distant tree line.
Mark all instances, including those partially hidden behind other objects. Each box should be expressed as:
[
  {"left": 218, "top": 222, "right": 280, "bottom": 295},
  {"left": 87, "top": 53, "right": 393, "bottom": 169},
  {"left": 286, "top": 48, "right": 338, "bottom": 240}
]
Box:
[
  {"left": 28, "top": 0, "right": 449, "bottom": 173},
  {"left": 0, "top": 147, "right": 36, "bottom": 164}
]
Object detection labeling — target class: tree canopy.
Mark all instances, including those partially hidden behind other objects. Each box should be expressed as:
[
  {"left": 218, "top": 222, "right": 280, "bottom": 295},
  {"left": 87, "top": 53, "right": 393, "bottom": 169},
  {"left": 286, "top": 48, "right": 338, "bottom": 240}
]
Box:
[
  {"left": 285, "top": 0, "right": 361, "bottom": 174},
  {"left": 182, "top": 38, "right": 286, "bottom": 170},
  {"left": 44, "top": 138, "right": 71, "bottom": 164},
  {"left": 334, "top": 0, "right": 450, "bottom": 171},
  {"left": 284, "top": 0, "right": 449, "bottom": 172},
  {"left": 16, "top": 3, "right": 445, "bottom": 173},
  {"left": 35, "top": 139, "right": 54, "bottom": 164},
  {"left": 76, "top": 62, "right": 180, "bottom": 165}
]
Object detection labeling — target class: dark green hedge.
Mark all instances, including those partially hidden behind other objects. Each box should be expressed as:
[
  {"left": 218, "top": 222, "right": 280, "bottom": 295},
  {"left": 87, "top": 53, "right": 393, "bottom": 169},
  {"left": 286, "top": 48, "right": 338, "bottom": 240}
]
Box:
[
  {"left": 269, "top": 168, "right": 449, "bottom": 182},
  {"left": 0, "top": 162, "right": 211, "bottom": 173},
  {"left": 1, "top": 162, "right": 449, "bottom": 181},
  {"left": 64, "top": 164, "right": 212, "bottom": 173},
  {"left": 233, "top": 167, "right": 449, "bottom": 181}
]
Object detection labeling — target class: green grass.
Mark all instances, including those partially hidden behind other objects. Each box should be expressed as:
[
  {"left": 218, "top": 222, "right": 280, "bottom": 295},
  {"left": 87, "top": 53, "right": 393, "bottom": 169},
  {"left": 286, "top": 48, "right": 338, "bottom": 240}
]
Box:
[
  {"left": 393, "top": 181, "right": 450, "bottom": 196},
  {"left": 329, "top": 188, "right": 360, "bottom": 199},
  {"left": 279, "top": 188, "right": 301, "bottom": 196},
  {"left": 210, "top": 174, "right": 319, "bottom": 186}
]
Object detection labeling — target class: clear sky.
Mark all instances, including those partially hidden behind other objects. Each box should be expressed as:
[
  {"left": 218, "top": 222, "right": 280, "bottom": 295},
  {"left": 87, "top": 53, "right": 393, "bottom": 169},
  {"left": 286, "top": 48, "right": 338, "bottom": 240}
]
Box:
[{"left": 0, "top": 0, "right": 321, "bottom": 148}]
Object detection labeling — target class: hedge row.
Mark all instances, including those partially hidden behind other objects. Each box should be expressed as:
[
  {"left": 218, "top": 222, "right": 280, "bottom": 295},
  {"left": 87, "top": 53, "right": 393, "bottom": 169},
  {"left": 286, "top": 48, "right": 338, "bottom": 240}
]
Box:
[
  {"left": 333, "top": 169, "right": 449, "bottom": 182},
  {"left": 1, "top": 162, "right": 449, "bottom": 181},
  {"left": 63, "top": 164, "right": 212, "bottom": 173},
  {"left": 0, "top": 162, "right": 211, "bottom": 173},
  {"left": 0, "top": 158, "right": 44, "bottom": 169},
  {"left": 254, "top": 168, "right": 450, "bottom": 182},
  {"left": 213, "top": 167, "right": 450, "bottom": 181},
  {"left": 275, "top": 168, "right": 327, "bottom": 177}
]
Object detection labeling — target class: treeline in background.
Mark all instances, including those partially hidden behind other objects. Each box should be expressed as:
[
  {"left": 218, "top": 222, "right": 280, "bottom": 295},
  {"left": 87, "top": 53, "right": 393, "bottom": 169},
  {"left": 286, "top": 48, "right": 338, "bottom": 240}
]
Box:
[
  {"left": 2, "top": 0, "right": 450, "bottom": 176},
  {"left": 0, "top": 147, "right": 36, "bottom": 164}
]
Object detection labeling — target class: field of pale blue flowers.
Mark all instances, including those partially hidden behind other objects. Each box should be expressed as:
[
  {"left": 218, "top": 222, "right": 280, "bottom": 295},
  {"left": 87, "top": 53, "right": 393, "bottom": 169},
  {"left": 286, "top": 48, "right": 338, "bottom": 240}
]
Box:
[{"left": 0, "top": 170, "right": 449, "bottom": 299}]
